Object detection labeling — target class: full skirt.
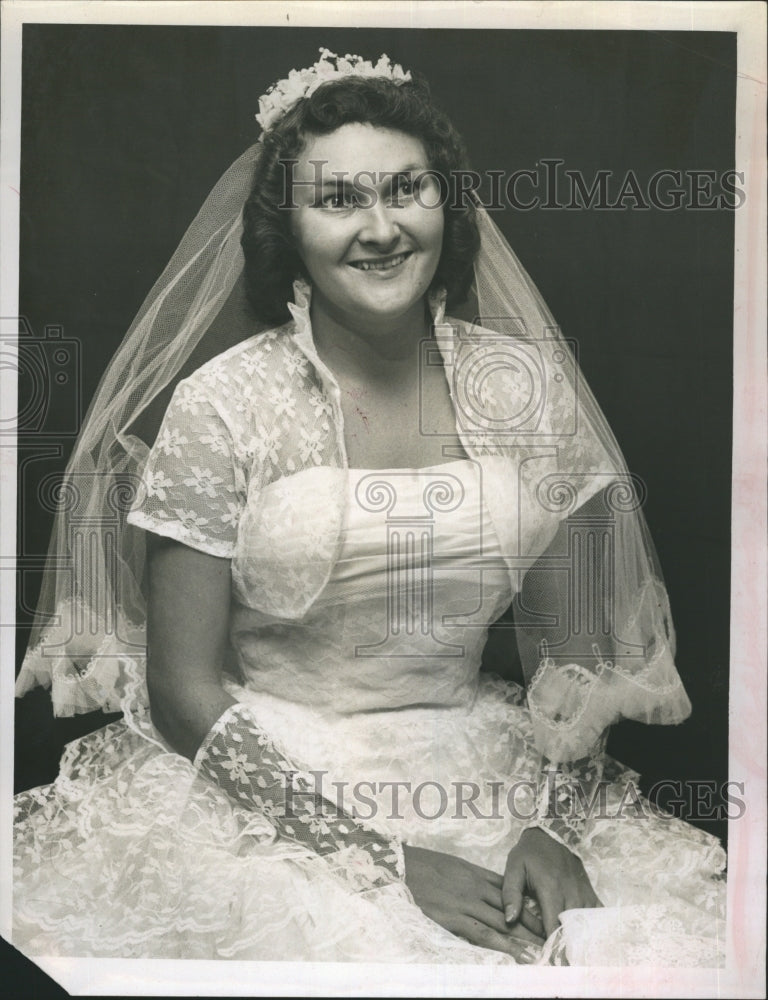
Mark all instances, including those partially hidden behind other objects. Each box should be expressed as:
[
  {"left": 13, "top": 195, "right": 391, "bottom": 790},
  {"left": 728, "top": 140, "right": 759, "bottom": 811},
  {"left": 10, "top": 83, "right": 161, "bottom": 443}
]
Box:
[{"left": 13, "top": 673, "right": 726, "bottom": 966}]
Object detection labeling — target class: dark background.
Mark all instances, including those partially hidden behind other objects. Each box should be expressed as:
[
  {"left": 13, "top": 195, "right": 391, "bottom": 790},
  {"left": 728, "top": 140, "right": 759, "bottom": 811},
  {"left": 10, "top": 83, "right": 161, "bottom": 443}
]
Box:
[{"left": 14, "top": 27, "right": 734, "bottom": 854}]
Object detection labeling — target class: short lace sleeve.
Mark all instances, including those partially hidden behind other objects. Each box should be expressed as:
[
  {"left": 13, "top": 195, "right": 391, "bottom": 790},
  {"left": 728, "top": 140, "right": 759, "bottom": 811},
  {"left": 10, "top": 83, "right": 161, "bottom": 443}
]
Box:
[{"left": 127, "top": 377, "right": 245, "bottom": 557}]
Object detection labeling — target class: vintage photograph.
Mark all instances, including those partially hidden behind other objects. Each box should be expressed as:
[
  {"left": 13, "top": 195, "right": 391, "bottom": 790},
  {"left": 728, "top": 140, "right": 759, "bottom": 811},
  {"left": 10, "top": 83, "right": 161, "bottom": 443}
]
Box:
[{"left": 1, "top": 3, "right": 765, "bottom": 996}]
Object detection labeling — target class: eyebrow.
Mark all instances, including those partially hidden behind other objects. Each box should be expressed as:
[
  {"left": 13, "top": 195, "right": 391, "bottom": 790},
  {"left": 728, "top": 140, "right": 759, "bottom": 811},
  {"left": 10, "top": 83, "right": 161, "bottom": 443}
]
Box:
[
  {"left": 318, "top": 177, "right": 356, "bottom": 191},
  {"left": 316, "top": 164, "right": 428, "bottom": 190}
]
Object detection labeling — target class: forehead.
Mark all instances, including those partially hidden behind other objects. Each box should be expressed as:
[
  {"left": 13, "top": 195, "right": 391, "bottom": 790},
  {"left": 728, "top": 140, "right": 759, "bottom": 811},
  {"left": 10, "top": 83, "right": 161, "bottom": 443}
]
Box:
[{"left": 294, "top": 123, "right": 428, "bottom": 179}]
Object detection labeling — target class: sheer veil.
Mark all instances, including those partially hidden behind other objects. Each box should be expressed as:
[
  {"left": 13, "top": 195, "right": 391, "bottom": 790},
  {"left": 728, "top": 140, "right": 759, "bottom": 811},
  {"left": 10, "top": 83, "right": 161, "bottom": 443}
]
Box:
[
  {"left": 469, "top": 207, "right": 690, "bottom": 758},
  {"left": 15, "top": 89, "right": 691, "bottom": 763},
  {"left": 16, "top": 141, "right": 263, "bottom": 716}
]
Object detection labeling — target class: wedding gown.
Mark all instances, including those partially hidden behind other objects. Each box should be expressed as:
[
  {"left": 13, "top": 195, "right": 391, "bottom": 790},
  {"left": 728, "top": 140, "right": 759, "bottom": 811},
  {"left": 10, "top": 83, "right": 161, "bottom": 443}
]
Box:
[{"left": 13, "top": 456, "right": 726, "bottom": 966}]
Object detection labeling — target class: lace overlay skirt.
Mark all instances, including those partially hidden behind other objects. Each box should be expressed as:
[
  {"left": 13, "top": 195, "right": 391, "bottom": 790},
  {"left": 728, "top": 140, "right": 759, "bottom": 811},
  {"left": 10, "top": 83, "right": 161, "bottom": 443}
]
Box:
[{"left": 13, "top": 672, "right": 725, "bottom": 966}]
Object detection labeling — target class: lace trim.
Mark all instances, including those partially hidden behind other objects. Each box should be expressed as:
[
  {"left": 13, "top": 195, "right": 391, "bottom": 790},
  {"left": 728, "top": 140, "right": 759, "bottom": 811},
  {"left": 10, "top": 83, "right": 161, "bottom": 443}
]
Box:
[
  {"left": 16, "top": 599, "right": 149, "bottom": 716},
  {"left": 196, "top": 703, "right": 404, "bottom": 892},
  {"left": 526, "top": 734, "right": 607, "bottom": 855},
  {"left": 527, "top": 649, "right": 690, "bottom": 762},
  {"left": 192, "top": 704, "right": 241, "bottom": 768},
  {"left": 19, "top": 597, "right": 147, "bottom": 676},
  {"left": 126, "top": 510, "right": 236, "bottom": 559}
]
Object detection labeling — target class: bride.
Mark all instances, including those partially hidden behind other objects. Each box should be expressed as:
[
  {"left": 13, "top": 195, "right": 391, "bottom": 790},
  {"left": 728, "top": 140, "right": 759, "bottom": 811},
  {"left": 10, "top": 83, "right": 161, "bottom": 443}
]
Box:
[{"left": 13, "top": 49, "right": 725, "bottom": 965}]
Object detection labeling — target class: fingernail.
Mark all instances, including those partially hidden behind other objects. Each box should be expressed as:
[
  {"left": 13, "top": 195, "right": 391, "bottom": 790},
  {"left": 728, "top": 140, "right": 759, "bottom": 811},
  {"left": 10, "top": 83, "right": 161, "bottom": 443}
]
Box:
[{"left": 504, "top": 905, "right": 516, "bottom": 923}]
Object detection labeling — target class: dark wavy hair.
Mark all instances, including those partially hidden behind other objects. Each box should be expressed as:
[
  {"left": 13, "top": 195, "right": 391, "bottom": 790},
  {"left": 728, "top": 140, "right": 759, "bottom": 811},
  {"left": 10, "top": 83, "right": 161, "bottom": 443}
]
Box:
[{"left": 241, "top": 72, "right": 480, "bottom": 325}]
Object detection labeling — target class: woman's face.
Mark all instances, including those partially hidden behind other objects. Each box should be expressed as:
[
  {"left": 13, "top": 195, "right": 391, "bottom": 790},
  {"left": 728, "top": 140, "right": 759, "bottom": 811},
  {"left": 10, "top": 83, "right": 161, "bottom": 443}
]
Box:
[{"left": 289, "top": 123, "right": 444, "bottom": 328}]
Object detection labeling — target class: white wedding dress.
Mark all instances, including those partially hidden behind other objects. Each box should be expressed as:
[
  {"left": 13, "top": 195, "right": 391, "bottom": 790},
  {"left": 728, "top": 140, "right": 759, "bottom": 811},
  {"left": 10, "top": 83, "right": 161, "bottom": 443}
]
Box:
[{"left": 13, "top": 457, "right": 726, "bottom": 966}]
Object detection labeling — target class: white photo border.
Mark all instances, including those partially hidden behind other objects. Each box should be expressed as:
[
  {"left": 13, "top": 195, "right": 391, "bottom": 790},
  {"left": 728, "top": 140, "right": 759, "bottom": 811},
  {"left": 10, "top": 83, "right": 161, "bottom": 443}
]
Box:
[{"left": 1, "top": 2, "right": 765, "bottom": 997}]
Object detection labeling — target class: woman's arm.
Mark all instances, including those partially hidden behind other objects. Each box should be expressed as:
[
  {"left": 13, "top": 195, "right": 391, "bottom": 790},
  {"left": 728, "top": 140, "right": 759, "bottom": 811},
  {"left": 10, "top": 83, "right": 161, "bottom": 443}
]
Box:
[
  {"left": 145, "top": 534, "right": 542, "bottom": 953},
  {"left": 145, "top": 534, "right": 236, "bottom": 759},
  {"left": 500, "top": 499, "right": 610, "bottom": 935},
  {"left": 145, "top": 533, "right": 402, "bottom": 890}
]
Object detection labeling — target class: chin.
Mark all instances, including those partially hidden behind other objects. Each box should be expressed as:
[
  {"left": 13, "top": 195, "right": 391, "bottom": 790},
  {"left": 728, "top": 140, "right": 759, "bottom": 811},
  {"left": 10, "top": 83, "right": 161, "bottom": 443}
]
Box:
[
  {"left": 353, "top": 297, "right": 422, "bottom": 323},
  {"left": 350, "top": 282, "right": 431, "bottom": 317}
]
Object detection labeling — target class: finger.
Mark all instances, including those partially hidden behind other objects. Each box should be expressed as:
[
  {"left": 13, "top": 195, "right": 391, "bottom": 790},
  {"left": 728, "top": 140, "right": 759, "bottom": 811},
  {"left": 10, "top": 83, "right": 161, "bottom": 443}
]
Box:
[
  {"left": 481, "top": 883, "right": 505, "bottom": 912},
  {"left": 456, "top": 917, "right": 542, "bottom": 959},
  {"left": 537, "top": 887, "right": 565, "bottom": 939},
  {"left": 466, "top": 901, "right": 523, "bottom": 937},
  {"left": 463, "top": 899, "right": 545, "bottom": 946},
  {"left": 517, "top": 899, "right": 546, "bottom": 939},
  {"left": 462, "top": 858, "right": 504, "bottom": 891},
  {"left": 480, "top": 868, "right": 504, "bottom": 891},
  {"left": 506, "top": 920, "right": 546, "bottom": 946},
  {"left": 501, "top": 856, "right": 526, "bottom": 924}
]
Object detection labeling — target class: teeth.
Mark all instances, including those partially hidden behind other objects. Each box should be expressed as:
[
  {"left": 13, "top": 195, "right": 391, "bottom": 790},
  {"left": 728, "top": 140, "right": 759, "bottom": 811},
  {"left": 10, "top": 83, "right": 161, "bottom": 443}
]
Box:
[{"left": 352, "top": 253, "right": 409, "bottom": 271}]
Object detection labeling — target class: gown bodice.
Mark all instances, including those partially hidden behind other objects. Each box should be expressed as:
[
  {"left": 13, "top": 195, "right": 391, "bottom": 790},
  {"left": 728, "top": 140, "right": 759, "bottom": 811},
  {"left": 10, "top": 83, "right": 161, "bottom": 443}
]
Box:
[{"left": 229, "top": 459, "right": 514, "bottom": 714}]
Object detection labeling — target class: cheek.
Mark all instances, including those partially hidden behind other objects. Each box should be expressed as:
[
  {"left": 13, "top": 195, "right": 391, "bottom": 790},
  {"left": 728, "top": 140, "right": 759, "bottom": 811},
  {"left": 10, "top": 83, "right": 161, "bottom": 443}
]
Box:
[
  {"left": 293, "top": 235, "right": 328, "bottom": 278},
  {"left": 292, "top": 215, "right": 348, "bottom": 276},
  {"left": 418, "top": 208, "right": 445, "bottom": 258}
]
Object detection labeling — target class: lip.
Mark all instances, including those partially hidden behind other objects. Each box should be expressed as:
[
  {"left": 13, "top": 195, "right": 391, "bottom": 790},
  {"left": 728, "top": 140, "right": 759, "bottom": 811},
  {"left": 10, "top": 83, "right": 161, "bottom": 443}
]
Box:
[{"left": 347, "top": 250, "right": 413, "bottom": 274}]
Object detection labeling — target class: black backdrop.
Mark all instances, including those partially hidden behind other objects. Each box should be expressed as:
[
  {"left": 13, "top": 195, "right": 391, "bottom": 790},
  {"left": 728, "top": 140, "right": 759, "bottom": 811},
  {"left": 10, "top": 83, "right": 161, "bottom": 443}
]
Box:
[{"left": 14, "top": 25, "right": 735, "bottom": 845}]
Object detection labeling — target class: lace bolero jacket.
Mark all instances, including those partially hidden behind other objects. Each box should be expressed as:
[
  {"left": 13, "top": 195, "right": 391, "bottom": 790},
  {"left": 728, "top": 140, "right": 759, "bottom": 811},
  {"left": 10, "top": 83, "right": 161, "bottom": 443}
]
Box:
[
  {"left": 18, "top": 278, "right": 690, "bottom": 761},
  {"left": 128, "top": 278, "right": 615, "bottom": 607}
]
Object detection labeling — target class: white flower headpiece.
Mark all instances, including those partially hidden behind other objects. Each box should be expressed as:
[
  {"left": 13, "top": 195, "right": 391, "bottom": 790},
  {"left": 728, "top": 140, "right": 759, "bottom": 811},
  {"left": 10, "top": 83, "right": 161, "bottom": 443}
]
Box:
[{"left": 255, "top": 47, "right": 412, "bottom": 132}]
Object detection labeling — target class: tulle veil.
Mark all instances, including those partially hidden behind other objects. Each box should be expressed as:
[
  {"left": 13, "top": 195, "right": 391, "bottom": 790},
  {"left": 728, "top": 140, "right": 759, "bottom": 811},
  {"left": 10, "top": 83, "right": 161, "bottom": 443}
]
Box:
[{"left": 15, "top": 76, "right": 691, "bottom": 764}]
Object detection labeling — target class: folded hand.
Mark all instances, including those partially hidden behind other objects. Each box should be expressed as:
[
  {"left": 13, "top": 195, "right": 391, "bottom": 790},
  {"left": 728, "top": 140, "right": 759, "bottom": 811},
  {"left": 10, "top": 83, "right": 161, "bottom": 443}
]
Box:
[
  {"left": 403, "top": 843, "right": 545, "bottom": 958},
  {"left": 502, "top": 827, "right": 601, "bottom": 939}
]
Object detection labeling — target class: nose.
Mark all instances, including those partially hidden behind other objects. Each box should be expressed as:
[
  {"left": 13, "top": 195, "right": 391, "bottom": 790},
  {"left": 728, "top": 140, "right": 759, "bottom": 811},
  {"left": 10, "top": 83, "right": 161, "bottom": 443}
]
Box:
[{"left": 357, "top": 200, "right": 401, "bottom": 249}]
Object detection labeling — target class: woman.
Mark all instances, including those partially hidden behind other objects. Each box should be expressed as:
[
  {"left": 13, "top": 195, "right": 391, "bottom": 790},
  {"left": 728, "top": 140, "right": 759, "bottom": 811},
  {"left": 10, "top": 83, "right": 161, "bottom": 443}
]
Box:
[{"left": 14, "top": 50, "right": 725, "bottom": 965}]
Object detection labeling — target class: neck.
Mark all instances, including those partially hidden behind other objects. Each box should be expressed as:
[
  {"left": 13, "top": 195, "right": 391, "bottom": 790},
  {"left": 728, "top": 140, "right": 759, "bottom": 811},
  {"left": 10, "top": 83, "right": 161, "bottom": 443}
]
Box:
[{"left": 309, "top": 289, "right": 433, "bottom": 382}]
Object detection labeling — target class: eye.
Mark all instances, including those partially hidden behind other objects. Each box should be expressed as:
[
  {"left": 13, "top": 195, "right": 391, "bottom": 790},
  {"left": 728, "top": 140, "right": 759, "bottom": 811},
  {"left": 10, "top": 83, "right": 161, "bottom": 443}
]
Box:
[
  {"left": 387, "top": 173, "right": 423, "bottom": 206},
  {"left": 395, "top": 174, "right": 416, "bottom": 197},
  {"left": 320, "top": 189, "right": 358, "bottom": 210}
]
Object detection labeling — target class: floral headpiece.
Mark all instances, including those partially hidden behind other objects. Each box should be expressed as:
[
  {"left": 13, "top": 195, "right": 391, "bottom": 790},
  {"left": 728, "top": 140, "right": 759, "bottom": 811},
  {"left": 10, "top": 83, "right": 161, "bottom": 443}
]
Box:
[{"left": 255, "top": 47, "right": 412, "bottom": 132}]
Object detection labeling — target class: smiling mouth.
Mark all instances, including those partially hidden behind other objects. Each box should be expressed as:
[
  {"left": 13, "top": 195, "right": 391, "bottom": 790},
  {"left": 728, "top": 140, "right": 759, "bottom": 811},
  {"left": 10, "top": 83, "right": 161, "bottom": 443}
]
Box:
[{"left": 348, "top": 251, "right": 413, "bottom": 272}]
